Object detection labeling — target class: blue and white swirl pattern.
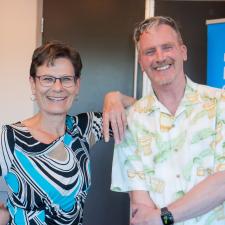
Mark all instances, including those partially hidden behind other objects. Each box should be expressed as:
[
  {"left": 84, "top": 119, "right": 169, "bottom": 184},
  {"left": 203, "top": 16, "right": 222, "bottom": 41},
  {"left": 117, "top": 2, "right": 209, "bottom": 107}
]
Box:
[{"left": 0, "top": 112, "right": 103, "bottom": 225}]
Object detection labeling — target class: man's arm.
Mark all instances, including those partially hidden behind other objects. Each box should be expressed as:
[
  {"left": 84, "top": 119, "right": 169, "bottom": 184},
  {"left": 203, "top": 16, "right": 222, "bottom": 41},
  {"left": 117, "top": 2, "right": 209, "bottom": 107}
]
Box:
[
  {"left": 103, "top": 91, "right": 136, "bottom": 144},
  {"left": 131, "top": 171, "right": 225, "bottom": 225},
  {"left": 168, "top": 171, "right": 225, "bottom": 223}
]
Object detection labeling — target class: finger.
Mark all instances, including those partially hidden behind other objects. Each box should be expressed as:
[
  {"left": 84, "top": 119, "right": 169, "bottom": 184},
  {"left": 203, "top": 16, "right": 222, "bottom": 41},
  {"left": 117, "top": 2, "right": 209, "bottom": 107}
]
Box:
[
  {"left": 121, "top": 110, "right": 127, "bottom": 138},
  {"left": 130, "top": 217, "right": 138, "bottom": 225},
  {"left": 132, "top": 207, "right": 138, "bottom": 217},
  {"left": 103, "top": 111, "right": 110, "bottom": 142},
  {"left": 117, "top": 110, "right": 127, "bottom": 143},
  {"left": 130, "top": 214, "right": 142, "bottom": 225},
  {"left": 110, "top": 115, "right": 120, "bottom": 144},
  {"left": 117, "top": 114, "right": 124, "bottom": 143}
]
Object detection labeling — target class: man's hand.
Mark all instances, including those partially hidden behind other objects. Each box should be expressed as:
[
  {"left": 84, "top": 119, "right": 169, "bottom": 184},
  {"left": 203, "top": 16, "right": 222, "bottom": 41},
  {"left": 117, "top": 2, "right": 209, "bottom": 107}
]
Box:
[
  {"left": 0, "top": 203, "right": 10, "bottom": 225},
  {"left": 103, "top": 91, "right": 127, "bottom": 144},
  {"left": 130, "top": 203, "right": 162, "bottom": 225}
]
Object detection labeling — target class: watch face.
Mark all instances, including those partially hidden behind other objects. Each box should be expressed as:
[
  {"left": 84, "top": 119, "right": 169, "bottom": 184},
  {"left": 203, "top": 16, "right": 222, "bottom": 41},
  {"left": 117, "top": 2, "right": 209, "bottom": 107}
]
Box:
[
  {"left": 162, "top": 214, "right": 173, "bottom": 224},
  {"left": 163, "top": 215, "right": 168, "bottom": 224}
]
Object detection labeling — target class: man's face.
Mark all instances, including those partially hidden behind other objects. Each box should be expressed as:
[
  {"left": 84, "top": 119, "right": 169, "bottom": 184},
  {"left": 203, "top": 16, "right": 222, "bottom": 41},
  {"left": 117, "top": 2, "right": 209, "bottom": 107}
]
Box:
[{"left": 138, "top": 24, "right": 187, "bottom": 87}]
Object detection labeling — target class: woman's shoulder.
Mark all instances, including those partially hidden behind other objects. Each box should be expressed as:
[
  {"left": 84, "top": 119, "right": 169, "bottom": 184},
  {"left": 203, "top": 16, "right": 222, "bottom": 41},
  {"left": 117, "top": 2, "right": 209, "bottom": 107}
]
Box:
[
  {"left": 66, "top": 112, "right": 102, "bottom": 133},
  {"left": 0, "top": 124, "right": 17, "bottom": 150},
  {"left": 1, "top": 122, "right": 22, "bottom": 133},
  {"left": 67, "top": 112, "right": 102, "bottom": 123}
]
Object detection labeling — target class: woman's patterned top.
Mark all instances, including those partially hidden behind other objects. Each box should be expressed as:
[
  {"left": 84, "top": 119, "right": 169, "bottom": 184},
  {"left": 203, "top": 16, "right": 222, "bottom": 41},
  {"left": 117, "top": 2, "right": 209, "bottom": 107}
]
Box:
[{"left": 0, "top": 112, "right": 103, "bottom": 225}]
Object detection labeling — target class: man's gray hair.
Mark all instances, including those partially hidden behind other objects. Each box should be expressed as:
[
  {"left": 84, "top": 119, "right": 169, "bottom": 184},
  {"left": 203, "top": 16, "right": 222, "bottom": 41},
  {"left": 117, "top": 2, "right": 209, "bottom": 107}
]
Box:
[{"left": 134, "top": 16, "right": 184, "bottom": 48}]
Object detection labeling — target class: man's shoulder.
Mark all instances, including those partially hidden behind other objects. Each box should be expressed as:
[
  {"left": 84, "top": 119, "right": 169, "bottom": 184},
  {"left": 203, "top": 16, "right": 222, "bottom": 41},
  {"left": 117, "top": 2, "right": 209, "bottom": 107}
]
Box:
[
  {"left": 128, "top": 95, "right": 156, "bottom": 115},
  {"left": 191, "top": 80, "right": 224, "bottom": 100}
]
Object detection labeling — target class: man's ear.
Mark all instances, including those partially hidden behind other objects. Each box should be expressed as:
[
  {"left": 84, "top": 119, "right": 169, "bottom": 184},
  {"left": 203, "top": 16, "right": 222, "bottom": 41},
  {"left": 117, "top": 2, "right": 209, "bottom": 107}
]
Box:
[
  {"left": 181, "top": 44, "right": 187, "bottom": 61},
  {"left": 138, "top": 55, "right": 145, "bottom": 73}
]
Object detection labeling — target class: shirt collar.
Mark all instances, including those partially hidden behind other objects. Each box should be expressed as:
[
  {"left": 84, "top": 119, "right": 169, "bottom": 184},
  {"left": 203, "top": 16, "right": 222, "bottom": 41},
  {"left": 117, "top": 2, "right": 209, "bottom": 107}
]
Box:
[
  {"left": 181, "top": 76, "right": 201, "bottom": 106},
  {"left": 143, "top": 75, "right": 200, "bottom": 115}
]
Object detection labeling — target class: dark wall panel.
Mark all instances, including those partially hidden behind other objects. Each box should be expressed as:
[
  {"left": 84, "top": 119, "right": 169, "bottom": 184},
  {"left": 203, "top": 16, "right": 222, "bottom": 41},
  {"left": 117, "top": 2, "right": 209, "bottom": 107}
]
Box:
[
  {"left": 43, "top": 1, "right": 145, "bottom": 225},
  {"left": 43, "top": 0, "right": 145, "bottom": 113}
]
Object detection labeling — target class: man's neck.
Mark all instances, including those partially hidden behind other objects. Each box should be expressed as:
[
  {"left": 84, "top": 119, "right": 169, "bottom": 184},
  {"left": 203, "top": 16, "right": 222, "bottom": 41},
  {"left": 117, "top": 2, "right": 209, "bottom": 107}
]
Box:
[{"left": 153, "top": 76, "right": 186, "bottom": 115}]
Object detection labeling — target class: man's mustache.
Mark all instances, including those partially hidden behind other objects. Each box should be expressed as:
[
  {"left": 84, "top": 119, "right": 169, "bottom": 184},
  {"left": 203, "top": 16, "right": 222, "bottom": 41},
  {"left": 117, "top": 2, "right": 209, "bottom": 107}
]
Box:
[{"left": 152, "top": 57, "right": 175, "bottom": 69}]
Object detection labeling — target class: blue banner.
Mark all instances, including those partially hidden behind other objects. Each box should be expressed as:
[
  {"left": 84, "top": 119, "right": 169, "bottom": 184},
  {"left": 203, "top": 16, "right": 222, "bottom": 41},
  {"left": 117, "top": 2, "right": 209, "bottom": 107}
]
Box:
[{"left": 207, "top": 20, "right": 225, "bottom": 89}]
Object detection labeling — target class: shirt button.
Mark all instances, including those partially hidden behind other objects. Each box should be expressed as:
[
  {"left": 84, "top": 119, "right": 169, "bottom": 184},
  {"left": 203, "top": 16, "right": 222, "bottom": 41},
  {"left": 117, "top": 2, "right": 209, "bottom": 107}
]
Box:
[
  {"left": 174, "top": 149, "right": 178, "bottom": 152},
  {"left": 176, "top": 174, "right": 180, "bottom": 178}
]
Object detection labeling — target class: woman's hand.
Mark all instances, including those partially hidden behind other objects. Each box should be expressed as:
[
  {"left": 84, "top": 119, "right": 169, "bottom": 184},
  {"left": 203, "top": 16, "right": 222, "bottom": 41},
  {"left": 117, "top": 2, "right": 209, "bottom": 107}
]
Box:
[
  {"left": 103, "top": 91, "right": 135, "bottom": 144},
  {"left": 0, "top": 203, "right": 10, "bottom": 225}
]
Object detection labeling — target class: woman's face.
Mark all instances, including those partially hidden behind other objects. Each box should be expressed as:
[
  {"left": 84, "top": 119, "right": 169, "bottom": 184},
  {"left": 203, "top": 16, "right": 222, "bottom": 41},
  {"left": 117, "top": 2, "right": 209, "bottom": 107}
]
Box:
[{"left": 30, "top": 57, "right": 80, "bottom": 116}]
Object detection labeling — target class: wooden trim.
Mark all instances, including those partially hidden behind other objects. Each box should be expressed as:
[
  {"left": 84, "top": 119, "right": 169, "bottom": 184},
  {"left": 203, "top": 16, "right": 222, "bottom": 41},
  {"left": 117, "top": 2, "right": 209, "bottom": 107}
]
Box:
[
  {"left": 36, "top": 0, "right": 43, "bottom": 46},
  {"left": 206, "top": 18, "right": 225, "bottom": 25}
]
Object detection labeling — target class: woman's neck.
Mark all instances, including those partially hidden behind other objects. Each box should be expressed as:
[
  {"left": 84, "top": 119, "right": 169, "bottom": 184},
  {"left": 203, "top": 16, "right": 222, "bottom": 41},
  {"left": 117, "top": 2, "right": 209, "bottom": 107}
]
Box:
[{"left": 22, "top": 112, "right": 66, "bottom": 140}]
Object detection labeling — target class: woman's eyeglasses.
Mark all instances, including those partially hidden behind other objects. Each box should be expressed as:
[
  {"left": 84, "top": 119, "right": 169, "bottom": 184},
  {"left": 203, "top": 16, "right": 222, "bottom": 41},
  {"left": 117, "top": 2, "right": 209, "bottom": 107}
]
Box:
[{"left": 36, "top": 75, "right": 76, "bottom": 88}]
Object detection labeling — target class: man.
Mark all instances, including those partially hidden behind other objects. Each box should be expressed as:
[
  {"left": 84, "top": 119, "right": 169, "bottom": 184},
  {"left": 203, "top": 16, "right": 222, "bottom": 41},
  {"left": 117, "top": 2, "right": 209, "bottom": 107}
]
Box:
[{"left": 111, "top": 16, "right": 225, "bottom": 225}]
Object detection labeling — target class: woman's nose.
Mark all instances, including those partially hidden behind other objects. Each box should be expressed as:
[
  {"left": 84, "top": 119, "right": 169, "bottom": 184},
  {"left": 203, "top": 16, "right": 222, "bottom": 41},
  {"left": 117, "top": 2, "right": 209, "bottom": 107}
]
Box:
[{"left": 52, "top": 78, "right": 64, "bottom": 90}]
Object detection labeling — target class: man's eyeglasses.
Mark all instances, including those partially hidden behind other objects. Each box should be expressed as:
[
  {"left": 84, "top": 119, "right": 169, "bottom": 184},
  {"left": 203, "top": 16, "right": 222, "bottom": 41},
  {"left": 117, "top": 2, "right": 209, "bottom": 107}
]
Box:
[{"left": 36, "top": 75, "right": 76, "bottom": 88}]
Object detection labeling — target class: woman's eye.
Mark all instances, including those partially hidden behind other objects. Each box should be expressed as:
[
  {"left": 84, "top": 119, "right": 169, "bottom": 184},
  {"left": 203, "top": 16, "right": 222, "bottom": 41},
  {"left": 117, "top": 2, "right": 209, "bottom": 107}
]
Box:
[
  {"left": 63, "top": 77, "right": 72, "bottom": 82},
  {"left": 44, "top": 77, "right": 54, "bottom": 82}
]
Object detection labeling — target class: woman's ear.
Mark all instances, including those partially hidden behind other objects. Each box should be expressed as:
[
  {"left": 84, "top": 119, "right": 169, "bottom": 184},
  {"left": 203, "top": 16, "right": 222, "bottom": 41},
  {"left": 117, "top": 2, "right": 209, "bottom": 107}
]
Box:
[
  {"left": 75, "top": 78, "right": 80, "bottom": 96},
  {"left": 29, "top": 76, "right": 36, "bottom": 95}
]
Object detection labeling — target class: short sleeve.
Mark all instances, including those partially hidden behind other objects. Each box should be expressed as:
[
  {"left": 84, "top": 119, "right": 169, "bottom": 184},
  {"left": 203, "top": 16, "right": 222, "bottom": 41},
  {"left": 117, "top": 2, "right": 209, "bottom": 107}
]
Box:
[
  {"left": 70, "top": 112, "right": 104, "bottom": 148},
  {"left": 214, "top": 91, "right": 225, "bottom": 172},
  {"left": 111, "top": 113, "right": 148, "bottom": 192},
  {"left": 87, "top": 112, "right": 104, "bottom": 146}
]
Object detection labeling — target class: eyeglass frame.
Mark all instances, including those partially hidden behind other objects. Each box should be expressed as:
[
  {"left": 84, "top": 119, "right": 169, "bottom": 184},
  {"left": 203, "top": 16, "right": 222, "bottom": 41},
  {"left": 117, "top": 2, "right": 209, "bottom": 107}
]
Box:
[{"left": 35, "top": 75, "right": 77, "bottom": 88}]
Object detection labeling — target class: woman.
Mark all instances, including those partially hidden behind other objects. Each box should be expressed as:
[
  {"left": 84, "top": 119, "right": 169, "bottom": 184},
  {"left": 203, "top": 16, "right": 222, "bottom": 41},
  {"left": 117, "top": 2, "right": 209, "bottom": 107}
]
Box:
[{"left": 0, "top": 41, "right": 134, "bottom": 224}]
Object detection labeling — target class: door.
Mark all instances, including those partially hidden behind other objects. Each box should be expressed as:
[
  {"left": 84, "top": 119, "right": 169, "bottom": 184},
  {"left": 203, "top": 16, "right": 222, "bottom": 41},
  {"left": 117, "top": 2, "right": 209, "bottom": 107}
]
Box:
[{"left": 42, "top": 1, "right": 145, "bottom": 224}]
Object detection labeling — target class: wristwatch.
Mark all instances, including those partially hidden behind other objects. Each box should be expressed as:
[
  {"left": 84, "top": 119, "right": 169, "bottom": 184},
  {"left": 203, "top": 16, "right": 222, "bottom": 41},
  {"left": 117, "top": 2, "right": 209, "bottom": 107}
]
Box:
[{"left": 160, "top": 207, "right": 174, "bottom": 225}]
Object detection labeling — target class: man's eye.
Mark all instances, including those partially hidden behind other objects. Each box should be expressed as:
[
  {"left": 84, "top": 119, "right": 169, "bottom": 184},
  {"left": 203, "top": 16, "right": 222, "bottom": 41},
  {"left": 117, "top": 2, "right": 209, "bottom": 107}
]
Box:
[
  {"left": 163, "top": 45, "right": 173, "bottom": 51},
  {"left": 145, "top": 50, "right": 155, "bottom": 56}
]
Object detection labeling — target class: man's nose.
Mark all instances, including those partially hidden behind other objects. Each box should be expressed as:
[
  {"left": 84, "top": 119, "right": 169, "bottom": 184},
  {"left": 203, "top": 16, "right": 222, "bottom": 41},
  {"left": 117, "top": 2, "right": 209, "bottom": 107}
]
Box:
[{"left": 155, "top": 49, "right": 165, "bottom": 62}]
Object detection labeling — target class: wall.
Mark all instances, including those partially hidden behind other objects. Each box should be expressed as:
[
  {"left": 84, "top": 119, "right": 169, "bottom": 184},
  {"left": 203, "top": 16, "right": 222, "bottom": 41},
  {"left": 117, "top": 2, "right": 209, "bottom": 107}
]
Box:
[
  {"left": 0, "top": 0, "right": 42, "bottom": 201},
  {"left": 43, "top": 1, "right": 145, "bottom": 224},
  {"left": 0, "top": 0, "right": 42, "bottom": 126}
]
